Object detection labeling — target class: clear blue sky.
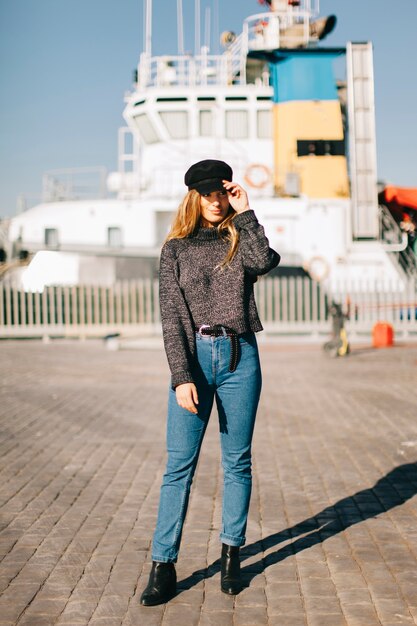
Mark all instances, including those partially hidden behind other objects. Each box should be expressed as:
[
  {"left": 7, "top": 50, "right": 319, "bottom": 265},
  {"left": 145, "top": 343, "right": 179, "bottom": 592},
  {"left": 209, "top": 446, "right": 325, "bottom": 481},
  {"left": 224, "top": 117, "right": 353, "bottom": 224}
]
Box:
[{"left": 1, "top": 0, "right": 416, "bottom": 218}]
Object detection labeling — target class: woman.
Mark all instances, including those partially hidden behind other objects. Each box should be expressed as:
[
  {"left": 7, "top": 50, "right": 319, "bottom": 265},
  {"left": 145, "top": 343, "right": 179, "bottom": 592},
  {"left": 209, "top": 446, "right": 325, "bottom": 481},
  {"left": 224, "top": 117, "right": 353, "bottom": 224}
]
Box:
[{"left": 140, "top": 159, "right": 280, "bottom": 606}]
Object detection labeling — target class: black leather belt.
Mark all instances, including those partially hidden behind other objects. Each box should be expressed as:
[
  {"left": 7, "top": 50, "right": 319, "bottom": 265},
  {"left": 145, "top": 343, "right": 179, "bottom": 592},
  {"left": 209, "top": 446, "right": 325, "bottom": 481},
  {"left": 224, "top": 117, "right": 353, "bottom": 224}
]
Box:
[{"left": 195, "top": 324, "right": 239, "bottom": 372}]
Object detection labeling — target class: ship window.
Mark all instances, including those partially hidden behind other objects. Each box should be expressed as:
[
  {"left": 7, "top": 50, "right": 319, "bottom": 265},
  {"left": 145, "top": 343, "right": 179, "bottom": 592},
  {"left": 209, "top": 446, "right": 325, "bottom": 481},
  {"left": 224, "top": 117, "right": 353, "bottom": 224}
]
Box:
[
  {"left": 257, "top": 110, "right": 272, "bottom": 138},
  {"left": 297, "top": 139, "right": 345, "bottom": 157},
  {"left": 197, "top": 96, "right": 216, "bottom": 101},
  {"left": 156, "top": 97, "right": 188, "bottom": 102},
  {"left": 199, "top": 110, "right": 213, "bottom": 136},
  {"left": 225, "top": 96, "right": 248, "bottom": 101},
  {"left": 133, "top": 113, "right": 159, "bottom": 144},
  {"left": 108, "top": 227, "right": 123, "bottom": 248},
  {"left": 159, "top": 111, "right": 189, "bottom": 139},
  {"left": 45, "top": 228, "right": 59, "bottom": 248},
  {"left": 225, "top": 110, "right": 248, "bottom": 139}
]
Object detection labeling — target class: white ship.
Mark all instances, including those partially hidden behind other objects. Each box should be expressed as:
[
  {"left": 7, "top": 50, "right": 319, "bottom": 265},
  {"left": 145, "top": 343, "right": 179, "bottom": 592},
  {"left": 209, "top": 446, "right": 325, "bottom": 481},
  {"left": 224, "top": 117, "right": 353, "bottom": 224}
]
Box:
[{"left": 3, "top": 0, "right": 415, "bottom": 291}]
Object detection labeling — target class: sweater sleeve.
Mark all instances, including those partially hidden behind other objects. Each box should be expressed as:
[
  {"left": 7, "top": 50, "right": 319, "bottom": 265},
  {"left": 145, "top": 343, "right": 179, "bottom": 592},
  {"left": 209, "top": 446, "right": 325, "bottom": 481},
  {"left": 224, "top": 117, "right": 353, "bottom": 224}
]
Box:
[
  {"left": 233, "top": 210, "right": 281, "bottom": 275},
  {"left": 159, "top": 241, "right": 196, "bottom": 389}
]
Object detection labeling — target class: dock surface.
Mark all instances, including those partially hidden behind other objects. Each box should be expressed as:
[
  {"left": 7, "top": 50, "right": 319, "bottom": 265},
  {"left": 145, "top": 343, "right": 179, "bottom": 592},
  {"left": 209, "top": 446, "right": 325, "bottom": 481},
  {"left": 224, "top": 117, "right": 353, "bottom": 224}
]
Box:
[{"left": 1, "top": 339, "right": 417, "bottom": 625}]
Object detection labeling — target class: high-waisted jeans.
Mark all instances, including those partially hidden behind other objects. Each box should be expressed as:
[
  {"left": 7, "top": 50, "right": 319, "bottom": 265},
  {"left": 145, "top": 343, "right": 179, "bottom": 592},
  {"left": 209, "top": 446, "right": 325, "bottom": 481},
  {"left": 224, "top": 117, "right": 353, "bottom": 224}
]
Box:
[{"left": 152, "top": 331, "right": 262, "bottom": 563}]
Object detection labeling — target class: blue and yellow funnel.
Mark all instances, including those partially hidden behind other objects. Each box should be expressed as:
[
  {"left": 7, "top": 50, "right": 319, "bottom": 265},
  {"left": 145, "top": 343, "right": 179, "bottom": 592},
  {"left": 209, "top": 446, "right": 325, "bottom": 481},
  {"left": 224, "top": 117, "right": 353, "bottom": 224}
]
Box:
[{"left": 254, "top": 47, "right": 349, "bottom": 198}]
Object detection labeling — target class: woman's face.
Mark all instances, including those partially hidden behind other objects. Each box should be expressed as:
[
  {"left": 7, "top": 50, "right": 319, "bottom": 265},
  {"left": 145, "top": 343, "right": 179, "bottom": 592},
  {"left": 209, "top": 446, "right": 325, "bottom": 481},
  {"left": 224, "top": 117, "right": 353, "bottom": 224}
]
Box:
[{"left": 199, "top": 190, "right": 230, "bottom": 227}]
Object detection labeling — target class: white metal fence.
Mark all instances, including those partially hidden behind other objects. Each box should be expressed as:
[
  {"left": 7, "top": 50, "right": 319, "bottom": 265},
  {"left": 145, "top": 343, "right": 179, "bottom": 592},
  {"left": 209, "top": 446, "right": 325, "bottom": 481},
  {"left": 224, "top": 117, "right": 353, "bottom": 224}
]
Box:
[{"left": 1, "top": 278, "right": 416, "bottom": 340}]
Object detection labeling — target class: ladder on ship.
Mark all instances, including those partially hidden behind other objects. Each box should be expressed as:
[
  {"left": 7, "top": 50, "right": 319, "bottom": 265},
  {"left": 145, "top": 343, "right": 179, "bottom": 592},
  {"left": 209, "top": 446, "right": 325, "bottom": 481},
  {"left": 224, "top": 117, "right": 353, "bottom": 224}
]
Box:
[
  {"left": 222, "top": 32, "right": 248, "bottom": 85},
  {"left": 347, "top": 42, "right": 379, "bottom": 240},
  {"left": 346, "top": 44, "right": 417, "bottom": 279}
]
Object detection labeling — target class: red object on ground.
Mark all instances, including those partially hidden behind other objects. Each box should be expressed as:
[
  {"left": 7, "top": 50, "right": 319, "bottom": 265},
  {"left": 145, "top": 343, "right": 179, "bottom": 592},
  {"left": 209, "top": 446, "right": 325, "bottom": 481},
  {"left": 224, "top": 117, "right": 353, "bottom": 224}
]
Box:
[{"left": 372, "top": 322, "right": 394, "bottom": 348}]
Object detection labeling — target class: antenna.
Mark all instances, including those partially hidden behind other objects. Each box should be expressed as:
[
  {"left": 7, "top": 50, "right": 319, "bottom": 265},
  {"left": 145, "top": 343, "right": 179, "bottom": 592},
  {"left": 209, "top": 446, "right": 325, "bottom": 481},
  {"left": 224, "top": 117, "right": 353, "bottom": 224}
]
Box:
[
  {"left": 204, "top": 6, "right": 211, "bottom": 50},
  {"left": 177, "top": 0, "right": 184, "bottom": 54},
  {"left": 145, "top": 0, "right": 152, "bottom": 57},
  {"left": 213, "top": 0, "right": 219, "bottom": 53},
  {"left": 195, "top": 0, "right": 200, "bottom": 54}
]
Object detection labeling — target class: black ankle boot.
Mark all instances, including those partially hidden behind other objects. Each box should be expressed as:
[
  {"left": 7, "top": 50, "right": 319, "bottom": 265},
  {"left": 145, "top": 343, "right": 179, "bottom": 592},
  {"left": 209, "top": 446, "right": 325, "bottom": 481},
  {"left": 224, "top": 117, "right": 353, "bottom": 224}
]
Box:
[
  {"left": 221, "top": 543, "right": 243, "bottom": 595},
  {"left": 140, "top": 561, "right": 177, "bottom": 606}
]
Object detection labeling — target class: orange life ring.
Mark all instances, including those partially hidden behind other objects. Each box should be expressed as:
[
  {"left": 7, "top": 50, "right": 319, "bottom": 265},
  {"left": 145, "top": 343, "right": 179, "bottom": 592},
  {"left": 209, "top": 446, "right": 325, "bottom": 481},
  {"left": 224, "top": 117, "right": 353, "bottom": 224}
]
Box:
[
  {"left": 244, "top": 163, "right": 271, "bottom": 189},
  {"left": 307, "top": 256, "right": 330, "bottom": 282}
]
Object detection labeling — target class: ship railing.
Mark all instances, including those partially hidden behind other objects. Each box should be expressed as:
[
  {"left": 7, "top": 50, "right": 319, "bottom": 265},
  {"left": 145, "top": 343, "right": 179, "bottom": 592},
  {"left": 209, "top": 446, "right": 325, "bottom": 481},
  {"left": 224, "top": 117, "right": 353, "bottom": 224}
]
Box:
[
  {"left": 42, "top": 167, "right": 109, "bottom": 203},
  {"left": 1, "top": 277, "right": 416, "bottom": 340},
  {"left": 225, "top": 32, "right": 247, "bottom": 84},
  {"left": 244, "top": 10, "right": 313, "bottom": 51},
  {"left": 137, "top": 49, "right": 247, "bottom": 89}
]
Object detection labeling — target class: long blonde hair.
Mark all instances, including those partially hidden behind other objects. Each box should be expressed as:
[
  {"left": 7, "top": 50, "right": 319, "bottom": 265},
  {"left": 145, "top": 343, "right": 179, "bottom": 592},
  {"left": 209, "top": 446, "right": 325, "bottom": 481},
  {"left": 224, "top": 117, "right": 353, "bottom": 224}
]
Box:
[{"left": 166, "top": 190, "right": 239, "bottom": 267}]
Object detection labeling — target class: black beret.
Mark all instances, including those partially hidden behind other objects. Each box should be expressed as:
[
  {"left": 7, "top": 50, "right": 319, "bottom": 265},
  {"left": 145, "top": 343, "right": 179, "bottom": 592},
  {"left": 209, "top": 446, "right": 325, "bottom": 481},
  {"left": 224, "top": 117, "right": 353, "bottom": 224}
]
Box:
[{"left": 184, "top": 159, "right": 233, "bottom": 194}]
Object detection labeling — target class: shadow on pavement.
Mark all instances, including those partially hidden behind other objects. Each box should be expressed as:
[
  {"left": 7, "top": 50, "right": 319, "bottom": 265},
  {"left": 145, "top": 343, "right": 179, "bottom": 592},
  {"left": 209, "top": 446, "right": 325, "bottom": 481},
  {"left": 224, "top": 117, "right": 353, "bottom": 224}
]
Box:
[{"left": 177, "top": 462, "right": 417, "bottom": 592}]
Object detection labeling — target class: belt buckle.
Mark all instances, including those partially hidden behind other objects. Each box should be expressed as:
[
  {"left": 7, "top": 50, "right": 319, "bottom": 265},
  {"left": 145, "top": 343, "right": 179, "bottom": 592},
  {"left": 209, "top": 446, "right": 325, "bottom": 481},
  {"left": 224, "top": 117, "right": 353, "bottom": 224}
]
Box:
[{"left": 198, "top": 324, "right": 211, "bottom": 335}]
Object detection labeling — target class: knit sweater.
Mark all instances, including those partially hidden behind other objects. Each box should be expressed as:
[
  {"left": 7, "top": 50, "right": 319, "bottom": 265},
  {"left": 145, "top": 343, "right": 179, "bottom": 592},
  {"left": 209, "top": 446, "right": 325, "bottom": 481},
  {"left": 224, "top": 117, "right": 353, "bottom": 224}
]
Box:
[{"left": 159, "top": 210, "right": 280, "bottom": 388}]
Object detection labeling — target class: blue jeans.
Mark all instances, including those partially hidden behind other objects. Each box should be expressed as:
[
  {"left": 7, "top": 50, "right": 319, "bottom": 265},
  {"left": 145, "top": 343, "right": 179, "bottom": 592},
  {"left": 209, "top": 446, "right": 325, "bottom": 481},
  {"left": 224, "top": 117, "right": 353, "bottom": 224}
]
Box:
[{"left": 152, "top": 331, "right": 262, "bottom": 563}]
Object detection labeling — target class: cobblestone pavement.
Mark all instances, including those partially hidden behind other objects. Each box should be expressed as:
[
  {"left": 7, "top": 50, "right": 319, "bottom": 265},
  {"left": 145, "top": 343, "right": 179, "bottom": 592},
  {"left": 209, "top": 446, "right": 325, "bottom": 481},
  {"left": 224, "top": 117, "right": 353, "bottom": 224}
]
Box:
[{"left": 1, "top": 338, "right": 417, "bottom": 626}]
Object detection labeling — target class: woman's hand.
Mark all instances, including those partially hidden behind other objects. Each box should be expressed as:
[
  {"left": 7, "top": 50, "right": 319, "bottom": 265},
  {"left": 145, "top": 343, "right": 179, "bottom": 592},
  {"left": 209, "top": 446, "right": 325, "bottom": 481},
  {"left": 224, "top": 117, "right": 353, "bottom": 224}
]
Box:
[
  {"left": 223, "top": 180, "right": 250, "bottom": 214},
  {"left": 175, "top": 382, "right": 199, "bottom": 414}
]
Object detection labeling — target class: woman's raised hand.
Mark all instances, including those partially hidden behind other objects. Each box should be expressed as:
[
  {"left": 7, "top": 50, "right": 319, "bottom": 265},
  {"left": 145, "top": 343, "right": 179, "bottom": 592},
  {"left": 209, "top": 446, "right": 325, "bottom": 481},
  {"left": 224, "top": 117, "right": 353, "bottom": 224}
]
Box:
[
  {"left": 175, "top": 382, "right": 199, "bottom": 414},
  {"left": 222, "top": 181, "right": 250, "bottom": 214}
]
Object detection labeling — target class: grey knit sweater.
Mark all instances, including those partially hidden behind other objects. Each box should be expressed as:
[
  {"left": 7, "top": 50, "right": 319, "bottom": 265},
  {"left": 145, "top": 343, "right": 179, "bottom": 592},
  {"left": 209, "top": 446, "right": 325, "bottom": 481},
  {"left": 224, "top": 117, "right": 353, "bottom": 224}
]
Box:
[{"left": 159, "top": 210, "right": 280, "bottom": 388}]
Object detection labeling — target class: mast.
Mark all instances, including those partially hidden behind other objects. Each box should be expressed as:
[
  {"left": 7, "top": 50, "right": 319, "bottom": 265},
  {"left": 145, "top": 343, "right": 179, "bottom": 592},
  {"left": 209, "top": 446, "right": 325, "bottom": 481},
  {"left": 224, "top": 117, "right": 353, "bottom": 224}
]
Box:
[
  {"left": 204, "top": 6, "right": 211, "bottom": 50},
  {"left": 195, "top": 0, "right": 201, "bottom": 53},
  {"left": 213, "top": 0, "right": 219, "bottom": 53},
  {"left": 177, "top": 0, "right": 184, "bottom": 55},
  {"left": 145, "top": 0, "right": 152, "bottom": 57}
]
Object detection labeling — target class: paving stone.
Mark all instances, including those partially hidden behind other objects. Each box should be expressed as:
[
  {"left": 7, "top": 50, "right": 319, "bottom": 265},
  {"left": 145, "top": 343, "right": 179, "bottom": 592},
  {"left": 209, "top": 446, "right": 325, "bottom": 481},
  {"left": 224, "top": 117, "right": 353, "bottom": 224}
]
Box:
[
  {"left": 162, "top": 603, "right": 201, "bottom": 625},
  {"left": 241, "top": 572, "right": 265, "bottom": 588},
  {"left": 88, "top": 617, "right": 121, "bottom": 626},
  {"left": 234, "top": 606, "right": 268, "bottom": 625},
  {"left": 91, "top": 594, "right": 130, "bottom": 619},
  {"left": 55, "top": 616, "right": 87, "bottom": 626},
  {"left": 268, "top": 615, "right": 307, "bottom": 626},
  {"left": 330, "top": 571, "right": 368, "bottom": 589},
  {"left": 202, "top": 585, "right": 235, "bottom": 612},
  {"left": 123, "top": 603, "right": 164, "bottom": 626},
  {"left": 57, "top": 598, "right": 98, "bottom": 622},
  {"left": 306, "top": 613, "right": 348, "bottom": 626},
  {"left": 17, "top": 616, "right": 58, "bottom": 626},
  {"left": 74, "top": 571, "right": 111, "bottom": 590},
  {"left": 19, "top": 596, "right": 67, "bottom": 617},
  {"left": 299, "top": 576, "right": 337, "bottom": 597},
  {"left": 337, "top": 588, "right": 374, "bottom": 605},
  {"left": 396, "top": 582, "right": 417, "bottom": 604},
  {"left": 0, "top": 582, "right": 40, "bottom": 613},
  {"left": 235, "top": 585, "right": 267, "bottom": 607},
  {"left": 372, "top": 597, "right": 415, "bottom": 622},
  {"left": 0, "top": 604, "right": 25, "bottom": 623},
  {"left": 103, "top": 580, "right": 138, "bottom": 596},
  {"left": 199, "top": 610, "right": 234, "bottom": 626},
  {"left": 304, "top": 595, "right": 343, "bottom": 614},
  {"left": 169, "top": 587, "right": 204, "bottom": 605},
  {"left": 341, "top": 602, "right": 381, "bottom": 624},
  {"left": 265, "top": 581, "right": 301, "bottom": 598},
  {"left": 1, "top": 341, "right": 417, "bottom": 626}
]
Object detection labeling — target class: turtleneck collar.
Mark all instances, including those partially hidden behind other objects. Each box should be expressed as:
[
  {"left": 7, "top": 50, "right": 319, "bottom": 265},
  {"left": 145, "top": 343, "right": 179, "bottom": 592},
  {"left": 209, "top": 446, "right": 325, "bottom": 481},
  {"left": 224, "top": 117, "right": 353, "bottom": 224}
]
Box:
[{"left": 191, "top": 226, "right": 223, "bottom": 241}]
